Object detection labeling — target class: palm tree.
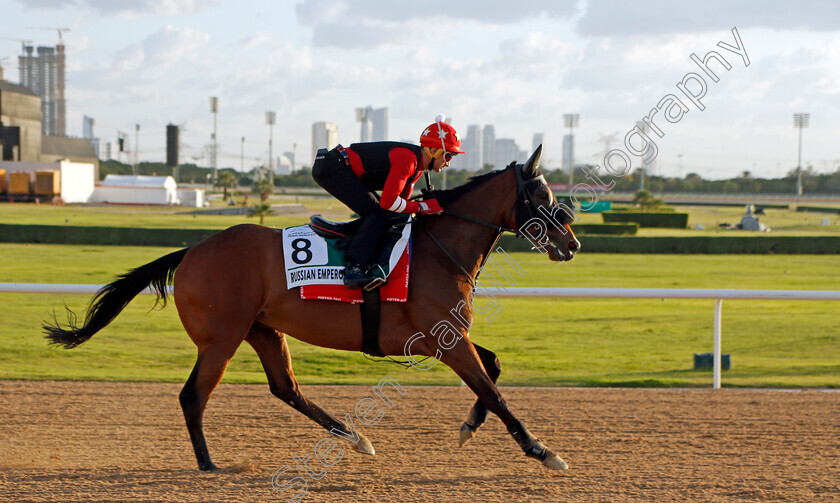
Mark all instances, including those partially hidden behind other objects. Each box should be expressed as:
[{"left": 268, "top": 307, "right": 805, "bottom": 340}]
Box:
[
  {"left": 215, "top": 171, "right": 237, "bottom": 199},
  {"left": 248, "top": 202, "right": 274, "bottom": 225}
]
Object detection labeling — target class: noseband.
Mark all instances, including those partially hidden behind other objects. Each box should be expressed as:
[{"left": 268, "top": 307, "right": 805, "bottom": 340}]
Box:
[{"left": 420, "top": 163, "right": 567, "bottom": 288}]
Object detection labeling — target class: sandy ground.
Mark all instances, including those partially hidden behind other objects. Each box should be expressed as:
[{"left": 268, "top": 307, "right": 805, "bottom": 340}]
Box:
[{"left": 0, "top": 381, "right": 838, "bottom": 502}]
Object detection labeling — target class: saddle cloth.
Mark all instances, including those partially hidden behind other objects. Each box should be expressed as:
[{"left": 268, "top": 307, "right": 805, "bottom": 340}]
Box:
[{"left": 282, "top": 220, "right": 411, "bottom": 304}]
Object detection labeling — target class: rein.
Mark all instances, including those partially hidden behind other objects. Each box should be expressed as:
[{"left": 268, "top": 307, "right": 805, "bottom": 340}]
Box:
[{"left": 419, "top": 163, "right": 550, "bottom": 289}]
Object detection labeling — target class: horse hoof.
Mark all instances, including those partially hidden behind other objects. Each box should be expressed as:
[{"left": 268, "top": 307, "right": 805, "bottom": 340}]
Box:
[
  {"left": 354, "top": 435, "right": 375, "bottom": 456},
  {"left": 459, "top": 423, "right": 476, "bottom": 447},
  {"left": 542, "top": 454, "right": 569, "bottom": 470}
]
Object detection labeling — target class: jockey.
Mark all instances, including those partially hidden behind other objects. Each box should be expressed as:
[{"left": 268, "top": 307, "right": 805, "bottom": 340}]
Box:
[{"left": 312, "top": 114, "right": 464, "bottom": 289}]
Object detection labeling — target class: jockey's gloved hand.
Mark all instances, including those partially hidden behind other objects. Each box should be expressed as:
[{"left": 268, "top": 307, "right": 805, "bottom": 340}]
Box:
[{"left": 419, "top": 199, "right": 444, "bottom": 215}]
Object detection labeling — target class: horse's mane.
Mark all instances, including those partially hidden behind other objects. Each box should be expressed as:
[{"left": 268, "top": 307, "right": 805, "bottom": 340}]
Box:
[{"left": 427, "top": 166, "right": 511, "bottom": 209}]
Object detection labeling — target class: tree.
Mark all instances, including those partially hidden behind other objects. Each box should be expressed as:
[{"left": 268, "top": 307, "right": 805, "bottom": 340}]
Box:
[
  {"left": 252, "top": 166, "right": 274, "bottom": 198},
  {"left": 215, "top": 170, "right": 238, "bottom": 199},
  {"left": 247, "top": 202, "right": 274, "bottom": 225},
  {"left": 631, "top": 190, "right": 664, "bottom": 212}
]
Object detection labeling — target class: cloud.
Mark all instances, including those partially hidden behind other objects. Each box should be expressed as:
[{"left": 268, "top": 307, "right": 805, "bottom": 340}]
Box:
[
  {"left": 295, "top": 0, "right": 578, "bottom": 49},
  {"left": 109, "top": 25, "right": 210, "bottom": 71},
  {"left": 576, "top": 0, "right": 840, "bottom": 36},
  {"left": 13, "top": 0, "right": 218, "bottom": 17},
  {"left": 239, "top": 32, "right": 275, "bottom": 50}
]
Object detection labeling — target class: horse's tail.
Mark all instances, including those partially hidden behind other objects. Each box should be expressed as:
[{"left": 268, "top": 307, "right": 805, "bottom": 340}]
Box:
[{"left": 43, "top": 248, "right": 190, "bottom": 349}]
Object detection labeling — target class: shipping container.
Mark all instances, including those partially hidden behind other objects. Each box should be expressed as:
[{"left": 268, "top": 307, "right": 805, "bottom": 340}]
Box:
[
  {"left": 0, "top": 169, "right": 7, "bottom": 193},
  {"left": 35, "top": 170, "right": 61, "bottom": 196},
  {"left": 8, "top": 171, "right": 32, "bottom": 195}
]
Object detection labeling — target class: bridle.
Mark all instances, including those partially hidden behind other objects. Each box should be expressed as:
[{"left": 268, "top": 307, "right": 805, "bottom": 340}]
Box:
[{"left": 419, "top": 162, "right": 565, "bottom": 289}]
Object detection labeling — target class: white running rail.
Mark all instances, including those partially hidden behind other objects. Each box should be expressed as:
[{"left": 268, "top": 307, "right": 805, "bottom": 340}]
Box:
[{"left": 3, "top": 283, "right": 838, "bottom": 389}]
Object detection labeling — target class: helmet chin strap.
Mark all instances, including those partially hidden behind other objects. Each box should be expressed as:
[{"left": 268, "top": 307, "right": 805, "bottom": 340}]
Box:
[{"left": 423, "top": 146, "right": 439, "bottom": 171}]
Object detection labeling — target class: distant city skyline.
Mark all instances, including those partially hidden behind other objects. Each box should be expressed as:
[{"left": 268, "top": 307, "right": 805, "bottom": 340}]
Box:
[{"left": 1, "top": 1, "right": 838, "bottom": 179}]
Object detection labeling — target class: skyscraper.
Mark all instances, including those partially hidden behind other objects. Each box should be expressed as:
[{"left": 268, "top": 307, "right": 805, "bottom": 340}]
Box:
[
  {"left": 482, "top": 125, "right": 496, "bottom": 170},
  {"left": 311, "top": 121, "right": 339, "bottom": 163},
  {"left": 19, "top": 43, "right": 66, "bottom": 136},
  {"left": 459, "top": 125, "right": 483, "bottom": 171},
  {"left": 369, "top": 106, "right": 388, "bottom": 141},
  {"left": 494, "top": 138, "right": 521, "bottom": 170},
  {"left": 83, "top": 115, "right": 99, "bottom": 158}
]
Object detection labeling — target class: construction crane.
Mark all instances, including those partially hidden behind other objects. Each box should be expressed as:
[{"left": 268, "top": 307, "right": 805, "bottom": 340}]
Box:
[
  {"left": 27, "top": 27, "right": 71, "bottom": 44},
  {"left": 0, "top": 37, "right": 33, "bottom": 52}
]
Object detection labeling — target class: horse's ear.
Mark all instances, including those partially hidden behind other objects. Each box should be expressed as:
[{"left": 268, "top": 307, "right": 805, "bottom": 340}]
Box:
[{"left": 522, "top": 144, "right": 543, "bottom": 176}]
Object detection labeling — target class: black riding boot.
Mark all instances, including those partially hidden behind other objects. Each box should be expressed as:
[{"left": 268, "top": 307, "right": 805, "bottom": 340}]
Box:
[{"left": 344, "top": 209, "right": 389, "bottom": 289}]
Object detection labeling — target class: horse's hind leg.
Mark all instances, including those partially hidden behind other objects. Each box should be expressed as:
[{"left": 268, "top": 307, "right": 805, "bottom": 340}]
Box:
[
  {"left": 459, "top": 343, "right": 501, "bottom": 447},
  {"left": 180, "top": 346, "right": 237, "bottom": 472},
  {"left": 245, "top": 323, "right": 375, "bottom": 455}
]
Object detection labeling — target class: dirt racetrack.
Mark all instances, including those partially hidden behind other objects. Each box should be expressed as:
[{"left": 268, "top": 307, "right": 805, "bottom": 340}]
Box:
[{"left": 1, "top": 381, "right": 838, "bottom": 502}]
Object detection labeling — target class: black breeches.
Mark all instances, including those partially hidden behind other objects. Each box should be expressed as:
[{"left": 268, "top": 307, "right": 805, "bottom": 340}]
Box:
[{"left": 312, "top": 152, "right": 389, "bottom": 266}]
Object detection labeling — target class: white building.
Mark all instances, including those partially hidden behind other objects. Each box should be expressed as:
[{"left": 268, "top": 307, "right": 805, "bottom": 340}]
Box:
[
  {"left": 311, "top": 121, "right": 339, "bottom": 164},
  {"left": 92, "top": 175, "right": 179, "bottom": 205}
]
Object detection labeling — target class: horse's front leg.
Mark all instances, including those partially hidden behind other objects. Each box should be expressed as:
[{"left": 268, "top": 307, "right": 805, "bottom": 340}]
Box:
[{"left": 440, "top": 338, "right": 568, "bottom": 470}]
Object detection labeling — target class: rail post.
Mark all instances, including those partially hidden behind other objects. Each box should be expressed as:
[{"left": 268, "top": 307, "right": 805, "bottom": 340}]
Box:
[{"left": 713, "top": 298, "right": 723, "bottom": 389}]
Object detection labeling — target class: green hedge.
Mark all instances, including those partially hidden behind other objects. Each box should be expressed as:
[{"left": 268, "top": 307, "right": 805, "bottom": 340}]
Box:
[
  {"left": 605, "top": 206, "right": 674, "bottom": 212},
  {"left": 0, "top": 224, "right": 218, "bottom": 247},
  {"left": 603, "top": 211, "right": 689, "bottom": 228},
  {"left": 498, "top": 234, "right": 840, "bottom": 254},
  {"left": 570, "top": 223, "right": 638, "bottom": 235},
  {"left": 796, "top": 206, "right": 840, "bottom": 215},
  {"left": 3, "top": 223, "right": 838, "bottom": 254}
]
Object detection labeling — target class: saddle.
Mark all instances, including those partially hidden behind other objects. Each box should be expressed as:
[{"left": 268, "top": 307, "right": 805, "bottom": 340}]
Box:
[{"left": 306, "top": 213, "right": 412, "bottom": 357}]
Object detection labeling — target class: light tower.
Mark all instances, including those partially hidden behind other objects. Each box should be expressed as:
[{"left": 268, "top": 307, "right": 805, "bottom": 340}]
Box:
[
  {"left": 563, "top": 114, "right": 579, "bottom": 187},
  {"left": 210, "top": 97, "right": 218, "bottom": 183},
  {"left": 133, "top": 123, "right": 140, "bottom": 175},
  {"left": 635, "top": 121, "right": 650, "bottom": 191},
  {"left": 793, "top": 112, "right": 809, "bottom": 199},
  {"left": 266, "top": 111, "right": 276, "bottom": 187}
]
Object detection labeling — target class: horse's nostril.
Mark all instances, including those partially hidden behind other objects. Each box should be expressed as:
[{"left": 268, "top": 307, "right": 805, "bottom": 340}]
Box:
[{"left": 568, "top": 240, "right": 578, "bottom": 252}]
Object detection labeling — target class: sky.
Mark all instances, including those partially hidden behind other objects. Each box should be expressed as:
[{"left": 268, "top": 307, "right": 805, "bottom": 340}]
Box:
[{"left": 1, "top": 0, "right": 838, "bottom": 179}]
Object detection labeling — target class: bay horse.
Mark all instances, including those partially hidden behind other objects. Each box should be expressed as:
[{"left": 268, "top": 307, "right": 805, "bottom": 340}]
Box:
[{"left": 44, "top": 145, "right": 580, "bottom": 472}]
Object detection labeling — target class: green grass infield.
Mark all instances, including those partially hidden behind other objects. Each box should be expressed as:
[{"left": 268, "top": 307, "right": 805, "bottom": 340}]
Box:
[{"left": 1, "top": 244, "right": 837, "bottom": 388}]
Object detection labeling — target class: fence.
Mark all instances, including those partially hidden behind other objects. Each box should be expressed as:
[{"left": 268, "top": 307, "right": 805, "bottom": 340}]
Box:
[{"left": 2, "top": 283, "right": 838, "bottom": 389}]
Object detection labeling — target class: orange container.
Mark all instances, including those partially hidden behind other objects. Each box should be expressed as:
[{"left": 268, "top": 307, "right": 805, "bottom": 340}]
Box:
[
  {"left": 35, "top": 170, "right": 61, "bottom": 196},
  {"left": 8, "top": 171, "right": 32, "bottom": 195},
  {"left": 0, "top": 169, "right": 7, "bottom": 193}
]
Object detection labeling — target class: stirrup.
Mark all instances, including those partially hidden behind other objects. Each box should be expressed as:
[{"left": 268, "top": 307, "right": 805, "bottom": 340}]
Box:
[{"left": 363, "top": 265, "right": 387, "bottom": 291}]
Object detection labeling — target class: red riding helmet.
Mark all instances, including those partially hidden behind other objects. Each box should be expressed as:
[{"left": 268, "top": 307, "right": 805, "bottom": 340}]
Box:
[{"left": 420, "top": 114, "right": 465, "bottom": 154}]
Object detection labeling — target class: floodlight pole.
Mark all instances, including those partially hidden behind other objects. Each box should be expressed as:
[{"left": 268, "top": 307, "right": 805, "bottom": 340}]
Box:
[
  {"left": 563, "top": 114, "right": 579, "bottom": 188},
  {"left": 793, "top": 112, "right": 809, "bottom": 200},
  {"left": 240, "top": 136, "right": 245, "bottom": 173},
  {"left": 210, "top": 97, "right": 218, "bottom": 183},
  {"left": 133, "top": 123, "right": 140, "bottom": 175},
  {"left": 266, "top": 111, "right": 276, "bottom": 187},
  {"left": 636, "top": 121, "right": 649, "bottom": 191}
]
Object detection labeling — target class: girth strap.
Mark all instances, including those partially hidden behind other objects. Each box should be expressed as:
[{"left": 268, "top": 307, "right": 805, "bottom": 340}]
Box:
[{"left": 360, "top": 288, "right": 384, "bottom": 357}]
